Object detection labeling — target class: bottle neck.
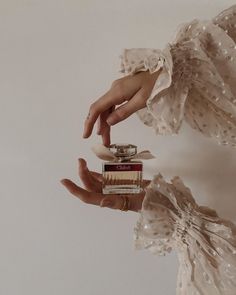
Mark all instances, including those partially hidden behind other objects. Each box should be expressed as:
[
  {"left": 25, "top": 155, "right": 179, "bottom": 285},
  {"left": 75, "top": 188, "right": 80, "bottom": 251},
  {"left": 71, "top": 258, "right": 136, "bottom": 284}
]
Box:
[{"left": 116, "top": 156, "right": 134, "bottom": 162}]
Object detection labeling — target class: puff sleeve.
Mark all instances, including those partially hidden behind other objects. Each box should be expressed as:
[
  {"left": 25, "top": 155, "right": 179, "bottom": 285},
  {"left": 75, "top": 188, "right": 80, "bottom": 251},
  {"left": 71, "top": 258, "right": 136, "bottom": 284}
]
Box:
[
  {"left": 119, "top": 4, "right": 236, "bottom": 147},
  {"left": 134, "top": 173, "right": 236, "bottom": 294},
  {"left": 118, "top": 5, "right": 236, "bottom": 294}
]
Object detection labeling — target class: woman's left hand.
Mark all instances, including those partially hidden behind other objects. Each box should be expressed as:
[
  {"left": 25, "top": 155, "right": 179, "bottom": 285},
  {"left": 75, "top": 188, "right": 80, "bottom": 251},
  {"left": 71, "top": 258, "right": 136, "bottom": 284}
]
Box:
[{"left": 60, "top": 158, "right": 150, "bottom": 212}]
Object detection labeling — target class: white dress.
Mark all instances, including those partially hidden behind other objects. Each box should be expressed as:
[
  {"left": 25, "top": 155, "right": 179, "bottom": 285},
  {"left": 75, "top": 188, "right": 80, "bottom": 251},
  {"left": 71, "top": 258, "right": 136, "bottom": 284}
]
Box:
[{"left": 118, "top": 4, "right": 236, "bottom": 295}]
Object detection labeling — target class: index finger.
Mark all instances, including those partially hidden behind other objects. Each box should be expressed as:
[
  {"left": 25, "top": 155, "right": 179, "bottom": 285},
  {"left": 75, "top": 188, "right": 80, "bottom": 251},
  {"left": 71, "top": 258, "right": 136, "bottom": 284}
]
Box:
[
  {"left": 61, "top": 179, "right": 102, "bottom": 205},
  {"left": 82, "top": 89, "right": 123, "bottom": 139},
  {"left": 60, "top": 178, "right": 144, "bottom": 212}
]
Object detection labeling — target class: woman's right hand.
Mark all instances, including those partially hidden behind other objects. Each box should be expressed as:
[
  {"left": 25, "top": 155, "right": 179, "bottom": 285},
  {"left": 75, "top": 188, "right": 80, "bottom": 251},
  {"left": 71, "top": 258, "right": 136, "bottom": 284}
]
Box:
[
  {"left": 83, "top": 69, "right": 161, "bottom": 146},
  {"left": 60, "top": 158, "right": 150, "bottom": 212}
]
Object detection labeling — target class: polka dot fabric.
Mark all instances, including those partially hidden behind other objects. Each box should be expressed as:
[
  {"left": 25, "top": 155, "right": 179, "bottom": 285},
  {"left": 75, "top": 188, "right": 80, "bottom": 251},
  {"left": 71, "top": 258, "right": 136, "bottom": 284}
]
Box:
[
  {"left": 134, "top": 173, "right": 236, "bottom": 294},
  {"left": 119, "top": 4, "right": 236, "bottom": 147},
  {"left": 118, "top": 5, "right": 236, "bottom": 294}
]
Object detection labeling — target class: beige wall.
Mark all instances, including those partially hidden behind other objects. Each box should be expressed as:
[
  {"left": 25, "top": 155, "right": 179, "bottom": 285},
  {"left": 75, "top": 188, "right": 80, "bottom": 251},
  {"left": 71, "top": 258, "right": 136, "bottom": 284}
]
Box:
[{"left": 1, "top": 1, "right": 236, "bottom": 294}]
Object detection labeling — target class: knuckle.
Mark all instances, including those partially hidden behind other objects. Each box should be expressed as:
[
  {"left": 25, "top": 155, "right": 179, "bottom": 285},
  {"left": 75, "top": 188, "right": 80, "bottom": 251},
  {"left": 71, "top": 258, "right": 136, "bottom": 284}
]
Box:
[
  {"left": 111, "top": 78, "right": 121, "bottom": 87},
  {"left": 111, "top": 81, "right": 125, "bottom": 96},
  {"left": 137, "top": 92, "right": 149, "bottom": 108},
  {"left": 89, "top": 102, "right": 98, "bottom": 115},
  {"left": 140, "top": 91, "right": 148, "bottom": 101},
  {"left": 115, "top": 107, "right": 127, "bottom": 119}
]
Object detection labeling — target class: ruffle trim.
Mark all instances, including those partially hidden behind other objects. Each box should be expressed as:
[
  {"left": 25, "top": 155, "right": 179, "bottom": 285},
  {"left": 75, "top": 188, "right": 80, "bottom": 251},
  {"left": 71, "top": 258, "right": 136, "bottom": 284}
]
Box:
[
  {"left": 134, "top": 173, "right": 236, "bottom": 294},
  {"left": 119, "top": 45, "right": 187, "bottom": 135}
]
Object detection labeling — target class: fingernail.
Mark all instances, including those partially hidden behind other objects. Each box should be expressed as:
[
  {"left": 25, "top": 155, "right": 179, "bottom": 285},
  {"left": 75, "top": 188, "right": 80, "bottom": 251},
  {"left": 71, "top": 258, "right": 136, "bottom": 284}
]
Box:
[{"left": 100, "top": 199, "right": 113, "bottom": 208}]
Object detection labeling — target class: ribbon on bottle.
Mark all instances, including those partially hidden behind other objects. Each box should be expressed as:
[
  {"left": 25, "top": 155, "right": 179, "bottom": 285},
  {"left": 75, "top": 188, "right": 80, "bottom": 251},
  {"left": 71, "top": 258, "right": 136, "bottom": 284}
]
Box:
[{"left": 91, "top": 144, "right": 156, "bottom": 161}]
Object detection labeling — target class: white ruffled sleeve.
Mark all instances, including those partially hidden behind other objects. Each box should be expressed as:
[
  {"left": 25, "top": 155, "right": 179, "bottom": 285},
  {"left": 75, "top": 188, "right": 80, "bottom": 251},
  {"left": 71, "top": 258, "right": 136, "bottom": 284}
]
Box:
[
  {"left": 117, "top": 5, "right": 236, "bottom": 294},
  {"left": 134, "top": 173, "right": 236, "bottom": 294},
  {"left": 119, "top": 4, "right": 236, "bottom": 147}
]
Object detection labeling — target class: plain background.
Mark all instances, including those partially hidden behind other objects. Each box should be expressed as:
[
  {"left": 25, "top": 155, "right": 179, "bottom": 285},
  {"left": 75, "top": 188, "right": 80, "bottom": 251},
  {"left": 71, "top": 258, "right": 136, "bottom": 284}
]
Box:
[{"left": 1, "top": 1, "right": 236, "bottom": 294}]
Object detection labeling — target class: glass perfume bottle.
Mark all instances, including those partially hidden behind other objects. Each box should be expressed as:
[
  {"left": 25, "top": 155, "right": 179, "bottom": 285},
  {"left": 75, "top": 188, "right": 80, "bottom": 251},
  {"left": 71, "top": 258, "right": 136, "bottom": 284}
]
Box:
[{"left": 102, "top": 143, "right": 143, "bottom": 194}]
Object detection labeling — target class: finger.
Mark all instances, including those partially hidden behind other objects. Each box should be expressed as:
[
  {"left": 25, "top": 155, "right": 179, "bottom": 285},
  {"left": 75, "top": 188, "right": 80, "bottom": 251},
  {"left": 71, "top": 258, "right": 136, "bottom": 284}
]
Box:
[
  {"left": 89, "top": 170, "right": 103, "bottom": 182},
  {"left": 97, "top": 108, "right": 111, "bottom": 135},
  {"left": 96, "top": 115, "right": 102, "bottom": 135},
  {"left": 78, "top": 158, "right": 102, "bottom": 192},
  {"left": 98, "top": 106, "right": 115, "bottom": 147},
  {"left": 83, "top": 90, "right": 122, "bottom": 139},
  {"left": 83, "top": 75, "right": 141, "bottom": 139},
  {"left": 100, "top": 193, "right": 145, "bottom": 212},
  {"left": 97, "top": 110, "right": 112, "bottom": 147},
  {"left": 101, "top": 125, "right": 111, "bottom": 147},
  {"left": 101, "top": 105, "right": 115, "bottom": 146},
  {"left": 60, "top": 178, "right": 102, "bottom": 205},
  {"left": 60, "top": 178, "right": 145, "bottom": 211},
  {"left": 60, "top": 179, "right": 89, "bottom": 201},
  {"left": 106, "top": 88, "right": 147, "bottom": 126}
]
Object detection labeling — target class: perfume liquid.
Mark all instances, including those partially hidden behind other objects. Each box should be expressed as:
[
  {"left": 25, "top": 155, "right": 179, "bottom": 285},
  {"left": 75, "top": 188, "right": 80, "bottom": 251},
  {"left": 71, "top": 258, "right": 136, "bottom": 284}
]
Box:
[{"left": 102, "top": 144, "right": 143, "bottom": 194}]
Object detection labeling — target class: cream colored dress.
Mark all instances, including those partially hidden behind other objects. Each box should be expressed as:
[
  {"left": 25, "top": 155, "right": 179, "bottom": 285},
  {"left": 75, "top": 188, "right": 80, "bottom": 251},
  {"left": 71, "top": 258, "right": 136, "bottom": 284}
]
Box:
[{"left": 119, "top": 4, "right": 236, "bottom": 295}]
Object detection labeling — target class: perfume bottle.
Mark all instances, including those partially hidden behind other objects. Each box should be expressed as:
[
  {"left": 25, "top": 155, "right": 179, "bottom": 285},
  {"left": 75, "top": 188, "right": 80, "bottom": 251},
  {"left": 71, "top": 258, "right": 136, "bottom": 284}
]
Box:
[{"left": 102, "top": 144, "right": 143, "bottom": 194}]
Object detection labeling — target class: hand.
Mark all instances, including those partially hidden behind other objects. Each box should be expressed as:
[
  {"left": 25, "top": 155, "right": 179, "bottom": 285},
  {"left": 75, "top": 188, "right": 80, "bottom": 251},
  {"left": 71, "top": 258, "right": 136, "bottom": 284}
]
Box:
[
  {"left": 83, "top": 70, "right": 161, "bottom": 146},
  {"left": 60, "top": 158, "right": 150, "bottom": 212}
]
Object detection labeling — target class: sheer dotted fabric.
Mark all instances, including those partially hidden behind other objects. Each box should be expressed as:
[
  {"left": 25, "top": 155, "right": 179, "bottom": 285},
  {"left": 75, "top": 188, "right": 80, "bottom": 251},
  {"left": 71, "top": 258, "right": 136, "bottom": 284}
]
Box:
[
  {"left": 119, "top": 4, "right": 236, "bottom": 147},
  {"left": 118, "top": 4, "right": 236, "bottom": 294},
  {"left": 134, "top": 173, "right": 236, "bottom": 294}
]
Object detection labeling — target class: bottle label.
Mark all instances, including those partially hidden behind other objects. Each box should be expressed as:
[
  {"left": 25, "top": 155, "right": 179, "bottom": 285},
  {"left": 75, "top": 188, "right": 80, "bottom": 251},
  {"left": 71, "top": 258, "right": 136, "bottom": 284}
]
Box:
[{"left": 104, "top": 163, "right": 142, "bottom": 172}]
